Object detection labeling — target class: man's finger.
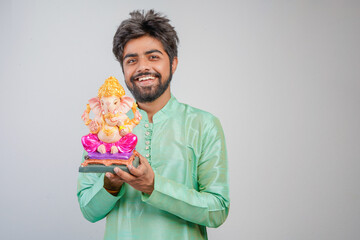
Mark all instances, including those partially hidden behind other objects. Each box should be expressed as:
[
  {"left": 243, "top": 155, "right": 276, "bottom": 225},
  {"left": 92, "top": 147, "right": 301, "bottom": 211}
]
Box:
[
  {"left": 114, "top": 167, "right": 136, "bottom": 182},
  {"left": 105, "top": 171, "right": 123, "bottom": 182},
  {"left": 105, "top": 172, "right": 115, "bottom": 179},
  {"left": 127, "top": 164, "right": 144, "bottom": 177},
  {"left": 138, "top": 153, "right": 151, "bottom": 166}
]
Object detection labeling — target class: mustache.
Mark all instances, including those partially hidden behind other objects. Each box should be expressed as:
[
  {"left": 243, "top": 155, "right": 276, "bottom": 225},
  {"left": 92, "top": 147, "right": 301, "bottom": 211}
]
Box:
[{"left": 130, "top": 72, "right": 161, "bottom": 82}]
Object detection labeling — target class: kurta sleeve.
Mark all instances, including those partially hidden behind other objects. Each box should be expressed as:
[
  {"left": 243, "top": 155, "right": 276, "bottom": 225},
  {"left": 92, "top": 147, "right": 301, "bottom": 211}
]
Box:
[
  {"left": 77, "top": 155, "right": 126, "bottom": 223},
  {"left": 141, "top": 117, "right": 230, "bottom": 228}
]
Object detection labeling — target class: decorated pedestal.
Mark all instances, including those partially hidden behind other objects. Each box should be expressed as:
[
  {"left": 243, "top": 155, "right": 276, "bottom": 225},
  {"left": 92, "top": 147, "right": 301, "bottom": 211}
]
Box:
[
  {"left": 79, "top": 76, "right": 142, "bottom": 173},
  {"left": 79, "top": 150, "right": 140, "bottom": 173}
]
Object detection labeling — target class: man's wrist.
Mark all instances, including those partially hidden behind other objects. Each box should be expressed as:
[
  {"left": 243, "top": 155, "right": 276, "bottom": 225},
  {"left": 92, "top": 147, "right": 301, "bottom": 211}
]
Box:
[
  {"left": 104, "top": 185, "right": 122, "bottom": 196},
  {"left": 103, "top": 177, "right": 123, "bottom": 196}
]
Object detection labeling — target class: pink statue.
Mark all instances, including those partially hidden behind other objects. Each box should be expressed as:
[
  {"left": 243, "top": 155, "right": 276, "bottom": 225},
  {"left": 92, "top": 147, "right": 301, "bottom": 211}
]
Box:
[{"left": 80, "top": 77, "right": 141, "bottom": 168}]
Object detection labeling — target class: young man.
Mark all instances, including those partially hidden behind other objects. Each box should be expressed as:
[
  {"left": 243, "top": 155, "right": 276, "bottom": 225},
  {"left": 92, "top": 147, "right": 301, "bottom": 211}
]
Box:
[{"left": 77, "top": 10, "right": 230, "bottom": 240}]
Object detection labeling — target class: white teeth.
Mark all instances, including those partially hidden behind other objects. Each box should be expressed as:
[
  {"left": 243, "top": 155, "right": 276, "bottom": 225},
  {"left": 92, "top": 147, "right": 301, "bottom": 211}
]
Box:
[{"left": 138, "top": 76, "right": 155, "bottom": 81}]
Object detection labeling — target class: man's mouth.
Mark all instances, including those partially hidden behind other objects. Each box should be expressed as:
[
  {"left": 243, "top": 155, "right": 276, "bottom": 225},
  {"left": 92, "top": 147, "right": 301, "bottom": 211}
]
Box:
[
  {"left": 132, "top": 73, "right": 160, "bottom": 87},
  {"left": 136, "top": 75, "right": 156, "bottom": 82}
]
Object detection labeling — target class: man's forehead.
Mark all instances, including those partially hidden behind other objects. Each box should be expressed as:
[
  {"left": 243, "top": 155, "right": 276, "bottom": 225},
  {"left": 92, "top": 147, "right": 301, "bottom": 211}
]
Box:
[{"left": 123, "top": 36, "right": 166, "bottom": 55}]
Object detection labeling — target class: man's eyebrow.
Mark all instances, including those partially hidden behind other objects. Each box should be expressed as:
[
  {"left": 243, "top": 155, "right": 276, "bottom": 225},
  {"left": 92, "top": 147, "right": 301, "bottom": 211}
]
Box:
[
  {"left": 123, "top": 53, "right": 138, "bottom": 60},
  {"left": 145, "top": 49, "right": 163, "bottom": 55},
  {"left": 123, "top": 50, "right": 163, "bottom": 60}
]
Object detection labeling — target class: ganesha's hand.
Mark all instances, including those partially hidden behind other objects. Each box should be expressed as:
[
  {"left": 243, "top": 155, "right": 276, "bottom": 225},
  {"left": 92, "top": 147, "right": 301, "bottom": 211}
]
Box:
[
  {"left": 116, "top": 118, "right": 124, "bottom": 127},
  {"left": 111, "top": 146, "right": 119, "bottom": 154},
  {"left": 81, "top": 111, "right": 90, "bottom": 124},
  {"left": 134, "top": 110, "right": 142, "bottom": 122},
  {"left": 89, "top": 120, "right": 99, "bottom": 133},
  {"left": 97, "top": 144, "right": 106, "bottom": 154},
  {"left": 115, "top": 114, "right": 128, "bottom": 126},
  {"left": 120, "top": 127, "right": 130, "bottom": 137}
]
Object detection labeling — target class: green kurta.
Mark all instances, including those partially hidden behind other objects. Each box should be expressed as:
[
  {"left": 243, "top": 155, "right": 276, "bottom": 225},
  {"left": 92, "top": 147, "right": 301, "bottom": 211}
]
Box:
[{"left": 77, "top": 95, "right": 230, "bottom": 240}]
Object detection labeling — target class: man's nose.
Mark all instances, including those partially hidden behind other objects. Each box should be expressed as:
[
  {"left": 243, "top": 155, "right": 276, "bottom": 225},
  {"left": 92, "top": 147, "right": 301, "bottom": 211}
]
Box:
[{"left": 136, "top": 57, "right": 150, "bottom": 72}]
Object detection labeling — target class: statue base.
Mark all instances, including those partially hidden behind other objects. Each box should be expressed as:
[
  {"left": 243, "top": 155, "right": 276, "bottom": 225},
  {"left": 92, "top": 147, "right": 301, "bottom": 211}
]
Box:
[{"left": 79, "top": 151, "right": 139, "bottom": 173}]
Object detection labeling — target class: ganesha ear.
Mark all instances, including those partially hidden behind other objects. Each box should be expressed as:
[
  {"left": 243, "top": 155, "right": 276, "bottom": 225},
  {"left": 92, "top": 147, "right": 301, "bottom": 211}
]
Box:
[
  {"left": 88, "top": 97, "right": 102, "bottom": 116},
  {"left": 119, "top": 96, "right": 134, "bottom": 113}
]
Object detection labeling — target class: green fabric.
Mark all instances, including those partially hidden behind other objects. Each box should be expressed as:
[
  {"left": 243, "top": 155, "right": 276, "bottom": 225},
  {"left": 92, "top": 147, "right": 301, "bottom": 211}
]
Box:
[{"left": 77, "top": 95, "right": 230, "bottom": 240}]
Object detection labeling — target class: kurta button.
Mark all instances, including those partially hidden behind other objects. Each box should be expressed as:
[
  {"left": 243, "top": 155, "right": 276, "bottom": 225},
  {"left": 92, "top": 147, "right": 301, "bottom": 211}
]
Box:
[
  {"left": 145, "top": 146, "right": 149, "bottom": 150},
  {"left": 145, "top": 132, "right": 150, "bottom": 136},
  {"left": 145, "top": 141, "right": 150, "bottom": 145},
  {"left": 146, "top": 153, "right": 150, "bottom": 158},
  {"left": 145, "top": 123, "right": 149, "bottom": 128}
]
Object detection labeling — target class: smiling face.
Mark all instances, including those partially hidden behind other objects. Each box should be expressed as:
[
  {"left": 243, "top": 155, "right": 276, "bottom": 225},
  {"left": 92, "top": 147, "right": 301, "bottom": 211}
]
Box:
[{"left": 122, "top": 35, "right": 178, "bottom": 103}]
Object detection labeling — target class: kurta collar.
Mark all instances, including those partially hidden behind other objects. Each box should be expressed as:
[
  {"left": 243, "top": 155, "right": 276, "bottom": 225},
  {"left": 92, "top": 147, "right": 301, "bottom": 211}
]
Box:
[{"left": 138, "top": 94, "right": 178, "bottom": 123}]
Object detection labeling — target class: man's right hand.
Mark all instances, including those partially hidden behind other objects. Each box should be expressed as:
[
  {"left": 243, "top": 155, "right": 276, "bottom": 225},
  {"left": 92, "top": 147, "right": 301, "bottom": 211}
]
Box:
[{"left": 104, "top": 172, "right": 124, "bottom": 196}]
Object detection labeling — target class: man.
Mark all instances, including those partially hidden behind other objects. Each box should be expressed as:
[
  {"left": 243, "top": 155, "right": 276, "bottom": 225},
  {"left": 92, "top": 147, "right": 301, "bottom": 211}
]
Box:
[{"left": 77, "top": 9, "right": 230, "bottom": 240}]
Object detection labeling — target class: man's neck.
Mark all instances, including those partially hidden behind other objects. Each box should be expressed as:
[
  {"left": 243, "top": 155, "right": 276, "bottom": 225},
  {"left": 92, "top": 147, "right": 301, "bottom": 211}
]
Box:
[{"left": 137, "top": 88, "right": 171, "bottom": 123}]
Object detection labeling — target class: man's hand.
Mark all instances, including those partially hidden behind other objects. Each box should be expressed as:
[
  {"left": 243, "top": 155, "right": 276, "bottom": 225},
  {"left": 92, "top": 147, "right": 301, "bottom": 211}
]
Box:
[
  {"left": 104, "top": 172, "right": 124, "bottom": 196},
  {"left": 113, "top": 153, "right": 154, "bottom": 195}
]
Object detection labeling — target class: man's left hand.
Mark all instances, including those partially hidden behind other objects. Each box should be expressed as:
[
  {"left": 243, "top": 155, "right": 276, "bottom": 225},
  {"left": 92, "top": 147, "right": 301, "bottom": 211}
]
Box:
[{"left": 113, "top": 153, "right": 154, "bottom": 195}]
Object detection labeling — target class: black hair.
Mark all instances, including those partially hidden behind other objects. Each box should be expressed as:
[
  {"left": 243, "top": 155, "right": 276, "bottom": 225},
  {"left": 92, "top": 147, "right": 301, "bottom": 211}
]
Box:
[{"left": 113, "top": 9, "right": 179, "bottom": 68}]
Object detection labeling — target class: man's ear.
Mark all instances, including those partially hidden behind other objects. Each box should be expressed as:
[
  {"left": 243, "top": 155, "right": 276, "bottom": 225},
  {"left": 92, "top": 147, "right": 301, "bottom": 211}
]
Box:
[{"left": 171, "top": 57, "right": 178, "bottom": 74}]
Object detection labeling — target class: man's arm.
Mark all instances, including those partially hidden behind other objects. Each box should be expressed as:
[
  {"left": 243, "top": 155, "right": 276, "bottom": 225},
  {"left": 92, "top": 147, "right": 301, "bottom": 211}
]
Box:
[{"left": 77, "top": 155, "right": 125, "bottom": 223}]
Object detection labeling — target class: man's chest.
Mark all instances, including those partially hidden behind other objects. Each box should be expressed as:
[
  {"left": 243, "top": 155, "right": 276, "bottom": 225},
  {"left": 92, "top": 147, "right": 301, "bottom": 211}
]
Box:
[{"left": 133, "top": 120, "right": 201, "bottom": 188}]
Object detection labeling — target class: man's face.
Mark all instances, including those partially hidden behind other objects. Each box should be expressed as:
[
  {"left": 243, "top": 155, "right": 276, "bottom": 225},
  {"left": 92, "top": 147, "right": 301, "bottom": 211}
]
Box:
[{"left": 122, "top": 35, "right": 177, "bottom": 103}]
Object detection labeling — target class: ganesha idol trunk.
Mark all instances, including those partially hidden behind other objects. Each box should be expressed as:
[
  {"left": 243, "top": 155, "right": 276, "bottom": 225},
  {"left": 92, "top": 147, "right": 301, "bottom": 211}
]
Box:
[{"left": 79, "top": 150, "right": 140, "bottom": 173}]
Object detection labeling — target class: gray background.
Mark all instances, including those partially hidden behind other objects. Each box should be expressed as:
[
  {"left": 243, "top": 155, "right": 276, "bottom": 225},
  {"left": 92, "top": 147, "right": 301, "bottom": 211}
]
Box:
[{"left": 1, "top": 0, "right": 359, "bottom": 239}]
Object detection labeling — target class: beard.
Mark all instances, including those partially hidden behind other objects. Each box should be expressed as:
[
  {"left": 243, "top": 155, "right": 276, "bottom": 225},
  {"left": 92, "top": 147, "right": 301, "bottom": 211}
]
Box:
[{"left": 126, "top": 70, "right": 172, "bottom": 103}]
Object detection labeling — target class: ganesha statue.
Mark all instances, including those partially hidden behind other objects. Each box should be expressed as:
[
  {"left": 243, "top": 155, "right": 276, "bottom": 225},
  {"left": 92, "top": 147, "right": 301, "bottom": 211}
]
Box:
[{"left": 79, "top": 76, "right": 142, "bottom": 173}]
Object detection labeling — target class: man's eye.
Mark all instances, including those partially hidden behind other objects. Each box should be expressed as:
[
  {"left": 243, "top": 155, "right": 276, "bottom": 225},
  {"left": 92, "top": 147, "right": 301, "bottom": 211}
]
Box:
[
  {"left": 150, "top": 55, "right": 159, "bottom": 60},
  {"left": 127, "top": 59, "right": 136, "bottom": 64}
]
